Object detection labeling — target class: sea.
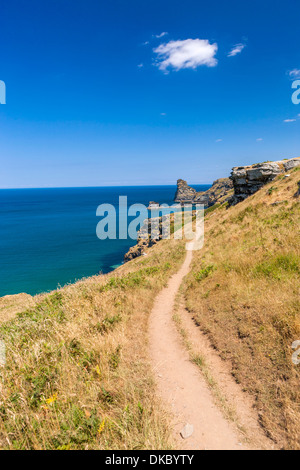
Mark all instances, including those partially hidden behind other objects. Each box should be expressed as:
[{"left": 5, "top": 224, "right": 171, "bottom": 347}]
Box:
[{"left": 0, "top": 185, "right": 210, "bottom": 297}]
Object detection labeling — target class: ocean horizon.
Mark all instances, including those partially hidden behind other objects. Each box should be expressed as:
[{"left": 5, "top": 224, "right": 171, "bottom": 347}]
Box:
[{"left": 0, "top": 184, "right": 210, "bottom": 297}]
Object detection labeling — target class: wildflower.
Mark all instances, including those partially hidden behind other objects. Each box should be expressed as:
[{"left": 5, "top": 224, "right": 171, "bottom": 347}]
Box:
[
  {"left": 46, "top": 393, "right": 58, "bottom": 405},
  {"left": 98, "top": 419, "right": 106, "bottom": 435},
  {"left": 95, "top": 365, "right": 101, "bottom": 377}
]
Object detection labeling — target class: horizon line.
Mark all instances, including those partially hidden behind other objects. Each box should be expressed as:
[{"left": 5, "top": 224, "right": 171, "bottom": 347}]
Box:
[{"left": 0, "top": 182, "right": 213, "bottom": 190}]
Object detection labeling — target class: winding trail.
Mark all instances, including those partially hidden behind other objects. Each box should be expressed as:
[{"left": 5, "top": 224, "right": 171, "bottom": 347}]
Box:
[{"left": 149, "top": 249, "right": 274, "bottom": 450}]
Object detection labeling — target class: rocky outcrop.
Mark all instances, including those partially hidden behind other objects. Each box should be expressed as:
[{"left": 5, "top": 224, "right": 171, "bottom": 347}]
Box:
[
  {"left": 174, "top": 179, "right": 196, "bottom": 203},
  {"left": 230, "top": 157, "right": 300, "bottom": 205},
  {"left": 295, "top": 181, "right": 300, "bottom": 198},
  {"left": 175, "top": 178, "right": 233, "bottom": 207},
  {"left": 175, "top": 158, "right": 300, "bottom": 209},
  {"left": 283, "top": 158, "right": 300, "bottom": 172},
  {"left": 194, "top": 178, "right": 233, "bottom": 206},
  {"left": 124, "top": 238, "right": 158, "bottom": 262},
  {"left": 124, "top": 216, "right": 166, "bottom": 262}
]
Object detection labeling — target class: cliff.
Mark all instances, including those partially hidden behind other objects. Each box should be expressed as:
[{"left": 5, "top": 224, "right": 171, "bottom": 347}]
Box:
[
  {"left": 230, "top": 157, "right": 300, "bottom": 205},
  {"left": 174, "top": 179, "right": 197, "bottom": 203},
  {"left": 127, "top": 157, "right": 300, "bottom": 263},
  {"left": 124, "top": 218, "right": 161, "bottom": 262},
  {"left": 174, "top": 178, "right": 233, "bottom": 207},
  {"left": 175, "top": 157, "right": 300, "bottom": 208},
  {"left": 124, "top": 215, "right": 173, "bottom": 262},
  {"left": 194, "top": 178, "right": 233, "bottom": 206}
]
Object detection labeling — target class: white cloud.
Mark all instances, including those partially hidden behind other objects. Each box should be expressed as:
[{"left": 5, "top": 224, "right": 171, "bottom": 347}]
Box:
[
  {"left": 215, "top": 139, "right": 223, "bottom": 142},
  {"left": 228, "top": 43, "right": 246, "bottom": 57},
  {"left": 160, "top": 112, "right": 167, "bottom": 116},
  {"left": 153, "top": 39, "right": 218, "bottom": 72},
  {"left": 154, "top": 32, "right": 168, "bottom": 39},
  {"left": 284, "top": 119, "right": 296, "bottom": 123},
  {"left": 256, "top": 138, "right": 263, "bottom": 141},
  {"left": 137, "top": 63, "right": 144, "bottom": 68},
  {"left": 289, "top": 69, "right": 300, "bottom": 79}
]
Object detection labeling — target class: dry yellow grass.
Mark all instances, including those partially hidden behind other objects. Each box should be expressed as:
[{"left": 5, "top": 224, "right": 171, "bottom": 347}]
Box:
[
  {"left": 1, "top": 169, "right": 299, "bottom": 450},
  {"left": 183, "top": 168, "right": 300, "bottom": 449},
  {"left": 0, "top": 294, "right": 37, "bottom": 324},
  {"left": 0, "top": 238, "right": 186, "bottom": 450}
]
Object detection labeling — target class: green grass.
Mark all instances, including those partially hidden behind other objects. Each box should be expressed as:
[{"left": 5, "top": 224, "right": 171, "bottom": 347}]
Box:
[
  {"left": 254, "top": 254, "right": 300, "bottom": 280},
  {"left": 194, "top": 265, "right": 215, "bottom": 282},
  {"left": 204, "top": 203, "right": 221, "bottom": 216}
]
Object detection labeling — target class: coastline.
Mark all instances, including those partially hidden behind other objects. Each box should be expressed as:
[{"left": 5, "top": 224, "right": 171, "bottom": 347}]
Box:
[{"left": 0, "top": 184, "right": 212, "bottom": 298}]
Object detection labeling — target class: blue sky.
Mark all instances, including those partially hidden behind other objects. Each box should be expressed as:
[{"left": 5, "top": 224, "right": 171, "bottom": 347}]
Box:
[{"left": 0, "top": 0, "right": 299, "bottom": 188}]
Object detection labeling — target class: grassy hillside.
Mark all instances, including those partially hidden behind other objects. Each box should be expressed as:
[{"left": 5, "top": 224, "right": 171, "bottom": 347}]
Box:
[
  {"left": 0, "top": 239, "right": 186, "bottom": 450},
  {"left": 0, "top": 168, "right": 299, "bottom": 450},
  {"left": 183, "top": 167, "right": 300, "bottom": 449}
]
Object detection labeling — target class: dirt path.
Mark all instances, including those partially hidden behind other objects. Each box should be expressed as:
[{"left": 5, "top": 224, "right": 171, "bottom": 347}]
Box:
[{"left": 149, "top": 250, "right": 275, "bottom": 450}]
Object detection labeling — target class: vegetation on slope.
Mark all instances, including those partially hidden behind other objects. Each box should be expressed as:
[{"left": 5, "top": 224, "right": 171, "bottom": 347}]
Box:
[
  {"left": 0, "top": 239, "right": 185, "bottom": 450},
  {"left": 1, "top": 167, "right": 299, "bottom": 450},
  {"left": 183, "top": 168, "right": 300, "bottom": 449}
]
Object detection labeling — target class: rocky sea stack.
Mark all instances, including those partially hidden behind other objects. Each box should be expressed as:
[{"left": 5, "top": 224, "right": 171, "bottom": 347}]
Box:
[
  {"left": 174, "top": 178, "right": 234, "bottom": 207},
  {"left": 174, "top": 179, "right": 197, "bottom": 203}
]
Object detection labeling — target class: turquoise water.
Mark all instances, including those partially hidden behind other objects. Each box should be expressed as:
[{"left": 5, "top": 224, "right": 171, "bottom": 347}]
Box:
[{"left": 0, "top": 185, "right": 210, "bottom": 297}]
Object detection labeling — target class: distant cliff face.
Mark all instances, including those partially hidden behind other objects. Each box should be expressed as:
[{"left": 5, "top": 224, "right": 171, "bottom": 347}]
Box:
[
  {"left": 194, "top": 178, "right": 233, "bottom": 206},
  {"left": 230, "top": 157, "right": 300, "bottom": 205},
  {"left": 124, "top": 216, "right": 168, "bottom": 262},
  {"left": 174, "top": 157, "right": 300, "bottom": 209},
  {"left": 174, "top": 179, "right": 197, "bottom": 203},
  {"left": 174, "top": 178, "right": 233, "bottom": 207}
]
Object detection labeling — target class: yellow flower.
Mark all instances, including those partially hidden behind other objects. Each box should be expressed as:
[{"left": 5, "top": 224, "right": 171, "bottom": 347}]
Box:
[
  {"left": 95, "top": 365, "right": 101, "bottom": 377},
  {"left": 98, "top": 419, "right": 106, "bottom": 435},
  {"left": 46, "top": 393, "right": 58, "bottom": 405}
]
